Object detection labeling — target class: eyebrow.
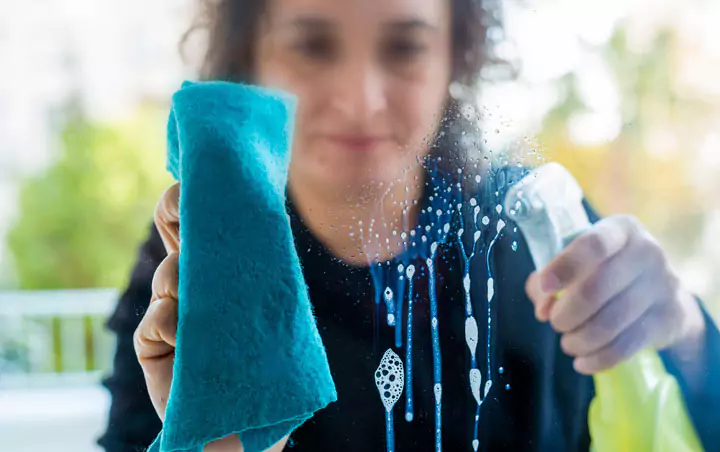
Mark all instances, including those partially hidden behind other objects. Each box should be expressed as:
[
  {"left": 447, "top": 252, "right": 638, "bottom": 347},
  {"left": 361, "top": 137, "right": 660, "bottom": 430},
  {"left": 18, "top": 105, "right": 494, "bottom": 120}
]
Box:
[
  {"left": 278, "top": 16, "right": 334, "bottom": 31},
  {"left": 382, "top": 19, "right": 437, "bottom": 32},
  {"left": 276, "top": 16, "right": 437, "bottom": 32}
]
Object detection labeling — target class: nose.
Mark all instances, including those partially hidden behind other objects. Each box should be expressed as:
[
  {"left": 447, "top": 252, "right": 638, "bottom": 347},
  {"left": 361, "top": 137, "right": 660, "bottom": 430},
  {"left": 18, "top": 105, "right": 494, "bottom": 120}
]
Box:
[{"left": 330, "top": 62, "right": 388, "bottom": 122}]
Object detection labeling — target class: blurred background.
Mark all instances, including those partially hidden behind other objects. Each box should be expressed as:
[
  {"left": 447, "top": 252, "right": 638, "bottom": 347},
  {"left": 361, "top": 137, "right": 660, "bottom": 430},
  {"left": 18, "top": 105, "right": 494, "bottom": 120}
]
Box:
[{"left": 0, "top": 0, "right": 718, "bottom": 450}]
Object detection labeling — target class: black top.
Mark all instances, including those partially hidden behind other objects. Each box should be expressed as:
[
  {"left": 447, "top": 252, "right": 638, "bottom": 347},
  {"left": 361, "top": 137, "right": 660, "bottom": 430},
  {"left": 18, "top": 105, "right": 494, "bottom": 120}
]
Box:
[{"left": 98, "top": 167, "right": 720, "bottom": 452}]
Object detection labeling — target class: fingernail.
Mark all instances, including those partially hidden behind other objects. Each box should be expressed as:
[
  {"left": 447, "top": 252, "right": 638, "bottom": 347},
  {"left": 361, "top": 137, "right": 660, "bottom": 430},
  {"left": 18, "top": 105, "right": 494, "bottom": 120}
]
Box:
[{"left": 541, "top": 273, "right": 561, "bottom": 294}]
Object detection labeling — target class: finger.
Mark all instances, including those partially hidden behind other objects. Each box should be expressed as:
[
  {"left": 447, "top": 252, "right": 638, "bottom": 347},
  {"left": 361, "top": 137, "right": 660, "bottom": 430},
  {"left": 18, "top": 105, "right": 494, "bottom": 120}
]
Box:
[
  {"left": 539, "top": 216, "right": 640, "bottom": 294},
  {"left": 573, "top": 305, "right": 662, "bottom": 375},
  {"left": 134, "top": 296, "right": 178, "bottom": 361},
  {"left": 151, "top": 252, "right": 179, "bottom": 303},
  {"left": 550, "top": 230, "right": 665, "bottom": 333},
  {"left": 560, "top": 272, "right": 657, "bottom": 357},
  {"left": 155, "top": 183, "right": 181, "bottom": 254},
  {"left": 525, "top": 271, "right": 556, "bottom": 322},
  {"left": 548, "top": 231, "right": 654, "bottom": 333}
]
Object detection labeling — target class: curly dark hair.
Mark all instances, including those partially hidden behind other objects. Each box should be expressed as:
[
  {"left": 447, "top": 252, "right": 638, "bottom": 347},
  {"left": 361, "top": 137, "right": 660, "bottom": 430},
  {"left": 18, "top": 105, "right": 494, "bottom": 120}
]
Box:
[{"left": 182, "top": 0, "right": 506, "bottom": 178}]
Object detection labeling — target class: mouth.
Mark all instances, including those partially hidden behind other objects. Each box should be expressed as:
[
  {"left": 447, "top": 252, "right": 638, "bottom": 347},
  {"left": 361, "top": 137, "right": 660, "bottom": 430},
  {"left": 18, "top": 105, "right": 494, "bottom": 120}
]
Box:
[{"left": 324, "top": 135, "right": 391, "bottom": 152}]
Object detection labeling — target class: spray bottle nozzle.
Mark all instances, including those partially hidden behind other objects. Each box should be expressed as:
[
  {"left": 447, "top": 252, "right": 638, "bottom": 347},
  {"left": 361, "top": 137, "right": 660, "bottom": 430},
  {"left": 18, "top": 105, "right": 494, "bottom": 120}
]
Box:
[{"left": 503, "top": 163, "right": 592, "bottom": 270}]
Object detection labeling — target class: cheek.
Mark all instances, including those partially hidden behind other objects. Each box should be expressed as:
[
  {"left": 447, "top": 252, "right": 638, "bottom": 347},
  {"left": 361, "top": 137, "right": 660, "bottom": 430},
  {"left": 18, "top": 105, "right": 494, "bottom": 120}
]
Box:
[{"left": 388, "top": 79, "right": 447, "bottom": 152}]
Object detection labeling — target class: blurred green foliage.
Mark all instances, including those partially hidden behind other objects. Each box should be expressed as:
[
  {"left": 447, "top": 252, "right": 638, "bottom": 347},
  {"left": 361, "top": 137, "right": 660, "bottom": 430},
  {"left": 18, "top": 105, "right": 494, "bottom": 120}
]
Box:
[
  {"left": 7, "top": 103, "right": 172, "bottom": 289},
  {"left": 540, "top": 26, "right": 713, "bottom": 261}
]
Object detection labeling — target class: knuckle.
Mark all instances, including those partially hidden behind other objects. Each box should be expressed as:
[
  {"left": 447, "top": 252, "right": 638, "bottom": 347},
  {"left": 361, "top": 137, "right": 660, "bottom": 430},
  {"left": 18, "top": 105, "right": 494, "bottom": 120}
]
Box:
[
  {"left": 584, "top": 232, "right": 611, "bottom": 259},
  {"left": 154, "top": 192, "right": 168, "bottom": 226},
  {"left": 620, "top": 214, "right": 642, "bottom": 233},
  {"left": 152, "top": 253, "right": 180, "bottom": 299},
  {"left": 600, "top": 346, "right": 622, "bottom": 367},
  {"left": 155, "top": 299, "right": 177, "bottom": 329},
  {"left": 650, "top": 243, "right": 669, "bottom": 269},
  {"left": 155, "top": 183, "right": 180, "bottom": 224},
  {"left": 582, "top": 320, "right": 610, "bottom": 351},
  {"left": 574, "top": 273, "right": 604, "bottom": 309},
  {"left": 550, "top": 310, "right": 573, "bottom": 334},
  {"left": 164, "top": 252, "right": 180, "bottom": 270},
  {"left": 133, "top": 322, "right": 147, "bottom": 356}
]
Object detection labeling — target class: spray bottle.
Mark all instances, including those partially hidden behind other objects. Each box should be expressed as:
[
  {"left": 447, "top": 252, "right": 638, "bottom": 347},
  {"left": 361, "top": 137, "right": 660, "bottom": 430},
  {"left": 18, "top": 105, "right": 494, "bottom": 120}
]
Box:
[{"left": 504, "top": 163, "right": 703, "bottom": 452}]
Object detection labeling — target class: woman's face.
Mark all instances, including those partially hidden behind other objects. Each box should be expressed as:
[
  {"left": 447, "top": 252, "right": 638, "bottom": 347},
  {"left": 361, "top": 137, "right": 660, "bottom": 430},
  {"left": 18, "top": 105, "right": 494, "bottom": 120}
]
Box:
[{"left": 255, "top": 0, "right": 452, "bottom": 194}]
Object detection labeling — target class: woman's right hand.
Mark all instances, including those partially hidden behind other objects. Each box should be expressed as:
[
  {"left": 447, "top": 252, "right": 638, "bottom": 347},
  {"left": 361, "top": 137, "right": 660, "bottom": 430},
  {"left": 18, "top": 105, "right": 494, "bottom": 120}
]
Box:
[
  {"left": 134, "top": 183, "right": 287, "bottom": 452},
  {"left": 134, "top": 182, "right": 181, "bottom": 422},
  {"left": 134, "top": 183, "right": 249, "bottom": 451}
]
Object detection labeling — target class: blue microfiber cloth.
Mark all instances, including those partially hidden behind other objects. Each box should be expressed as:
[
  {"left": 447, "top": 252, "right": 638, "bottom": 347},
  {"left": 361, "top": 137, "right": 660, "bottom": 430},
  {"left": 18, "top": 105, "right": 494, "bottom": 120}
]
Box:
[{"left": 149, "top": 81, "right": 337, "bottom": 452}]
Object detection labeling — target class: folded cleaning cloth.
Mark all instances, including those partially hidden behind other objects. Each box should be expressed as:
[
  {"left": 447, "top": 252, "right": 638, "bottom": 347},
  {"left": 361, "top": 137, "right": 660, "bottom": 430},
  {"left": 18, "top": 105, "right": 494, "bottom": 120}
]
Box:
[{"left": 149, "top": 81, "right": 337, "bottom": 452}]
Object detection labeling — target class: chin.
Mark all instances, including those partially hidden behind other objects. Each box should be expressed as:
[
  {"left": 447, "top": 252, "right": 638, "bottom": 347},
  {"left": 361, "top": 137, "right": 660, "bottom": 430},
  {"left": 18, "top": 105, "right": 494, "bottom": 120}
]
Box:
[{"left": 291, "top": 158, "right": 411, "bottom": 198}]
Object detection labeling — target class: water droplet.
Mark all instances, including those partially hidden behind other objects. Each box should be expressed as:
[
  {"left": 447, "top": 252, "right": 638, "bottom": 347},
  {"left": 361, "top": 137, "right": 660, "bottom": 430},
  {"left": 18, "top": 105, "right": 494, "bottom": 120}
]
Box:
[
  {"left": 497, "top": 219, "right": 506, "bottom": 233},
  {"left": 498, "top": 367, "right": 504, "bottom": 374},
  {"left": 482, "top": 216, "right": 490, "bottom": 226},
  {"left": 384, "top": 287, "right": 393, "bottom": 301},
  {"left": 470, "top": 198, "right": 477, "bottom": 207},
  {"left": 470, "top": 368, "right": 482, "bottom": 404},
  {"left": 406, "top": 265, "right": 416, "bottom": 279},
  {"left": 496, "top": 204, "right": 502, "bottom": 214},
  {"left": 466, "top": 317, "right": 478, "bottom": 356},
  {"left": 505, "top": 384, "right": 511, "bottom": 391},
  {"left": 511, "top": 241, "right": 518, "bottom": 252}
]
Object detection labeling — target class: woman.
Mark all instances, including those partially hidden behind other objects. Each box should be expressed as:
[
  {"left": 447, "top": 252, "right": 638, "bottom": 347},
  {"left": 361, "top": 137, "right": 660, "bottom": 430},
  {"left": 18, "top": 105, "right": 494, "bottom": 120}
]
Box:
[{"left": 99, "top": 0, "right": 720, "bottom": 451}]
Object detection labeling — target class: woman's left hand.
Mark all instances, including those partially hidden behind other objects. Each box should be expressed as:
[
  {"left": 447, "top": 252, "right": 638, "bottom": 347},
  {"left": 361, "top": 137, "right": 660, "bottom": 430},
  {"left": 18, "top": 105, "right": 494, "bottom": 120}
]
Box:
[{"left": 525, "top": 215, "right": 707, "bottom": 375}]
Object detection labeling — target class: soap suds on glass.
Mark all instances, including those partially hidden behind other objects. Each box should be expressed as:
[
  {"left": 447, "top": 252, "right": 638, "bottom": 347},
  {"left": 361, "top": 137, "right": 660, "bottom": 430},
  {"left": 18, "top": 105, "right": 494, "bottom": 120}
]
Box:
[{"left": 360, "top": 131, "right": 528, "bottom": 452}]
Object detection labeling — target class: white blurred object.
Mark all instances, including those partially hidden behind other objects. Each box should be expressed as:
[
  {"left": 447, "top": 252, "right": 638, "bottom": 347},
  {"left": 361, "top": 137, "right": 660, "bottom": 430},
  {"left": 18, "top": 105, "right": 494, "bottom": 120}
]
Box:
[
  {"left": 504, "top": 163, "right": 591, "bottom": 270},
  {"left": 0, "top": 386, "right": 109, "bottom": 452}
]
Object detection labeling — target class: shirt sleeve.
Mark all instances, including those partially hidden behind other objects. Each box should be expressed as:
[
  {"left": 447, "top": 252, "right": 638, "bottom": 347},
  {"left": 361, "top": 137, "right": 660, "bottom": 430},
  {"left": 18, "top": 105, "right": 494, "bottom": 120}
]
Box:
[
  {"left": 660, "top": 303, "right": 720, "bottom": 450},
  {"left": 97, "top": 223, "right": 166, "bottom": 452}
]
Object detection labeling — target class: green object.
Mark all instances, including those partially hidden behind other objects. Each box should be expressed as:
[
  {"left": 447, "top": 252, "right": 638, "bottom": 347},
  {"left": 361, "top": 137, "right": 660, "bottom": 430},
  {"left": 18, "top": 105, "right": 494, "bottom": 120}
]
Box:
[
  {"left": 504, "top": 163, "right": 704, "bottom": 452},
  {"left": 6, "top": 103, "right": 172, "bottom": 290},
  {"left": 589, "top": 349, "right": 704, "bottom": 452}
]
